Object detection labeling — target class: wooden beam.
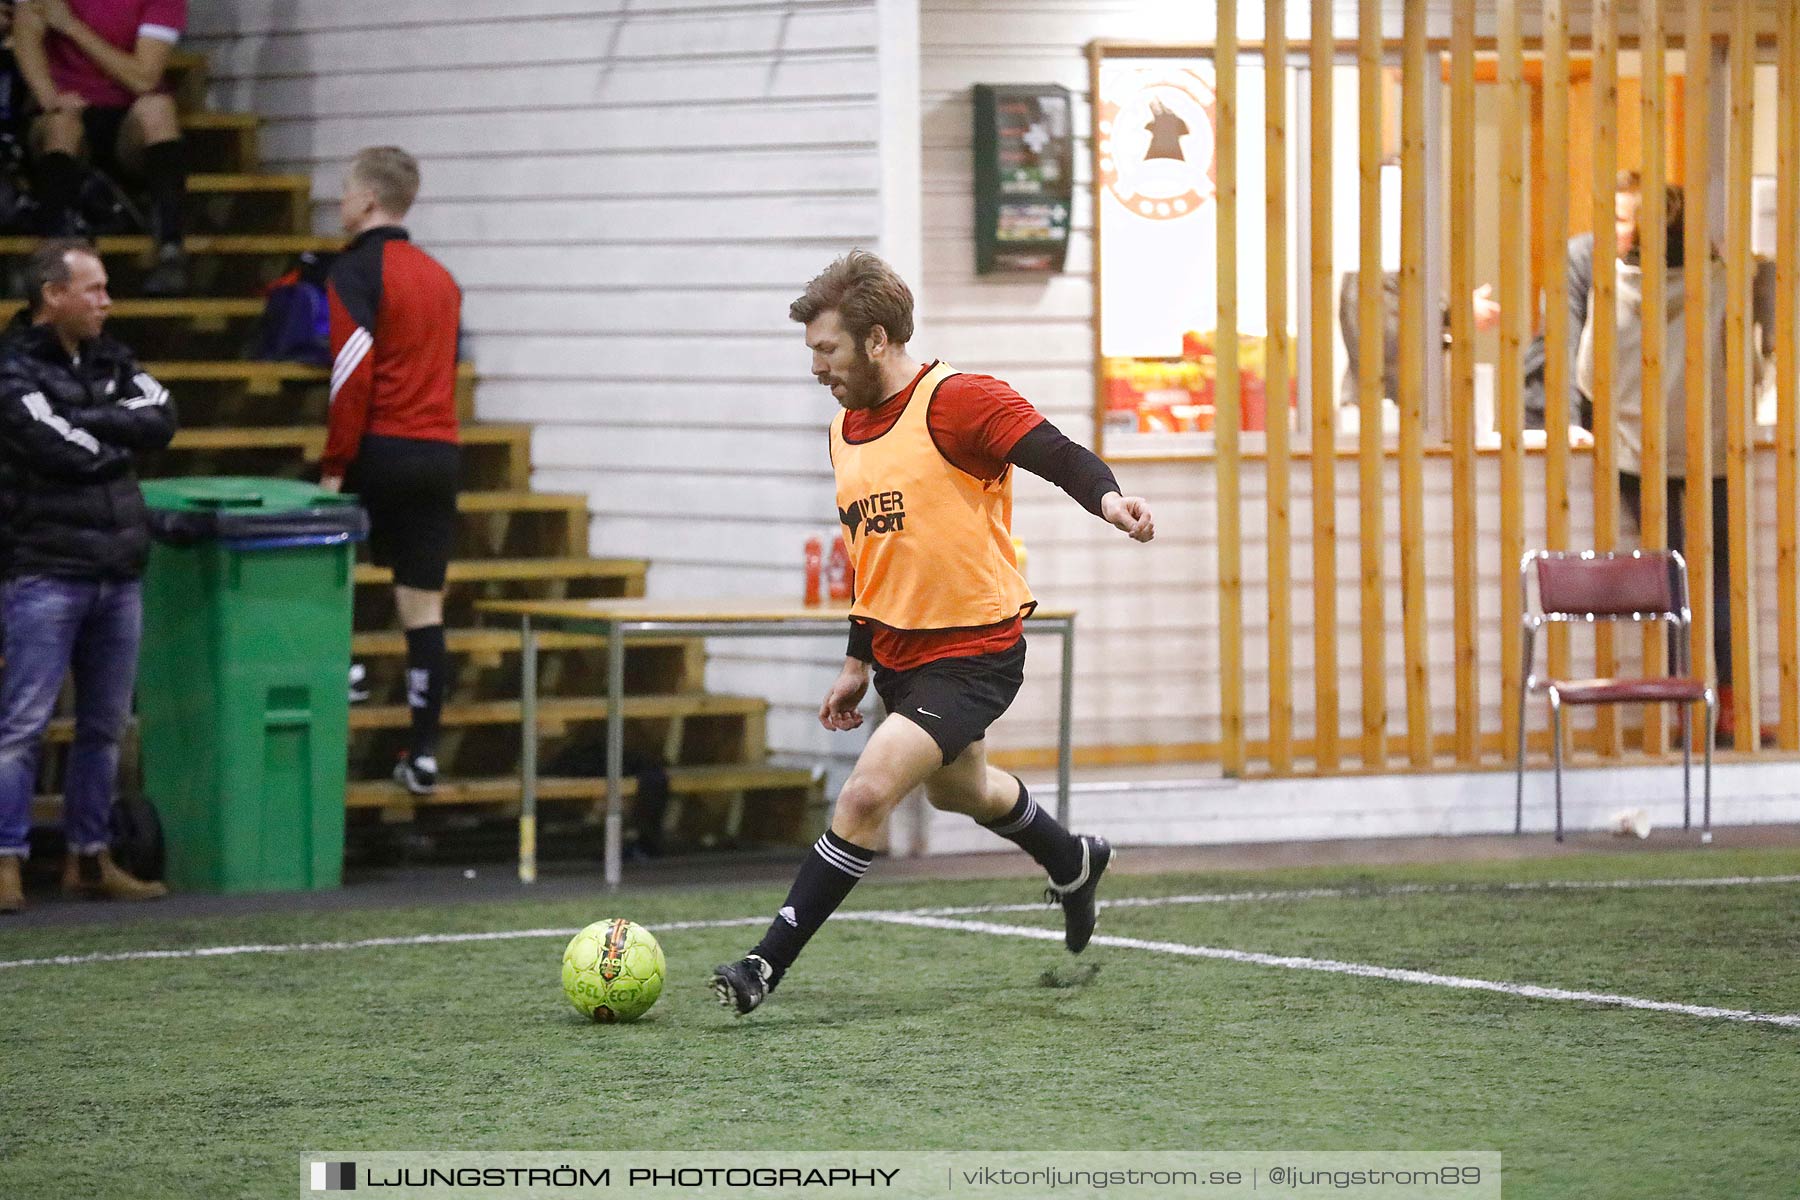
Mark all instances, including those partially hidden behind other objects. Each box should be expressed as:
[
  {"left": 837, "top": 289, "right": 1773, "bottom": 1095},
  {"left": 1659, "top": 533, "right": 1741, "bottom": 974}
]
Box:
[
  {"left": 1779, "top": 0, "right": 1800, "bottom": 750},
  {"left": 1090, "top": 34, "right": 1791, "bottom": 61},
  {"left": 1725, "top": 0, "right": 1758, "bottom": 751},
  {"left": 1264, "top": 0, "right": 1294, "bottom": 774},
  {"left": 1543, "top": 0, "right": 1573, "bottom": 699},
  {"left": 1358, "top": 0, "right": 1387, "bottom": 769},
  {"left": 1088, "top": 43, "right": 1108, "bottom": 459},
  {"left": 1498, "top": 0, "right": 1528, "bottom": 766},
  {"left": 1591, "top": 0, "right": 1624, "bottom": 758},
  {"left": 1399, "top": 0, "right": 1431, "bottom": 766},
  {"left": 1449, "top": 0, "right": 1480, "bottom": 764},
  {"left": 1216, "top": 1, "right": 1245, "bottom": 777},
  {"left": 1639, "top": 0, "right": 1670, "bottom": 755},
  {"left": 1309, "top": 0, "right": 1341, "bottom": 772},
  {"left": 1682, "top": 0, "right": 1715, "bottom": 720}
]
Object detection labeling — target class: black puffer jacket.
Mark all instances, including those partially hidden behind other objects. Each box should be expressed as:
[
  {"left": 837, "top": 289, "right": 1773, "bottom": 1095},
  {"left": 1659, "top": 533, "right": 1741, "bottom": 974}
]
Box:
[{"left": 0, "top": 316, "right": 177, "bottom": 580}]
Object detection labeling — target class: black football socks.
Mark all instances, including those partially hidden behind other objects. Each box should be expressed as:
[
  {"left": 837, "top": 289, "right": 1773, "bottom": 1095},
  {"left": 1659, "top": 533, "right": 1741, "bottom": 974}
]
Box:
[
  {"left": 403, "top": 623, "right": 447, "bottom": 762},
  {"left": 142, "top": 139, "right": 188, "bottom": 249},
  {"left": 750, "top": 829, "right": 875, "bottom": 987},
  {"left": 981, "top": 777, "right": 1083, "bottom": 885},
  {"left": 32, "top": 151, "right": 81, "bottom": 232}
]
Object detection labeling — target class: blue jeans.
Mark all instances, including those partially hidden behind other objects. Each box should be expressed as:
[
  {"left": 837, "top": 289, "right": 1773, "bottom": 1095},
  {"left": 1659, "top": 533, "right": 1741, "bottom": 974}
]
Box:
[{"left": 0, "top": 575, "right": 142, "bottom": 857}]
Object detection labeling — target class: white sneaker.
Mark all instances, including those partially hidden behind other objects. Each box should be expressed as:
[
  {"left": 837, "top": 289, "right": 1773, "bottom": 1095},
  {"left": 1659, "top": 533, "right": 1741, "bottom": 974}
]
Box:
[{"left": 393, "top": 753, "right": 438, "bottom": 796}]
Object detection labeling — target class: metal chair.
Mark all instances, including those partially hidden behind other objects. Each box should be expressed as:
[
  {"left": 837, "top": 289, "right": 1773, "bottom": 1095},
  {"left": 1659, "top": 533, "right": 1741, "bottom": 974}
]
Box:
[{"left": 1514, "top": 549, "right": 1715, "bottom": 842}]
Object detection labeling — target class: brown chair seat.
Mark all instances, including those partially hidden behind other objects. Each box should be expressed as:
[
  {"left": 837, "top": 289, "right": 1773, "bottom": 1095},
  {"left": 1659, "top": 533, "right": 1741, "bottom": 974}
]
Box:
[
  {"left": 1547, "top": 676, "right": 1708, "bottom": 706},
  {"left": 1516, "top": 549, "right": 1713, "bottom": 843}
]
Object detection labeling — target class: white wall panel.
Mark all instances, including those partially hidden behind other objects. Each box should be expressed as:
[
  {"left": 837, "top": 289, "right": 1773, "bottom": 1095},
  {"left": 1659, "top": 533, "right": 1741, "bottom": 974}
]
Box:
[{"left": 195, "top": 0, "right": 888, "bottom": 768}]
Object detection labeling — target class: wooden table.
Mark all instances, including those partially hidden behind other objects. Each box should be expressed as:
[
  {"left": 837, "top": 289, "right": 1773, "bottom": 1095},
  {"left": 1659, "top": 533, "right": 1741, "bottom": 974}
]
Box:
[{"left": 476, "top": 597, "right": 1078, "bottom": 888}]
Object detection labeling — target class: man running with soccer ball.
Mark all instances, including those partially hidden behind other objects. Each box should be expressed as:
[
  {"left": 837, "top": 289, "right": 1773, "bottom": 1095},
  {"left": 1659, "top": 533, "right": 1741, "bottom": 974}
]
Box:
[{"left": 713, "top": 251, "right": 1155, "bottom": 1015}]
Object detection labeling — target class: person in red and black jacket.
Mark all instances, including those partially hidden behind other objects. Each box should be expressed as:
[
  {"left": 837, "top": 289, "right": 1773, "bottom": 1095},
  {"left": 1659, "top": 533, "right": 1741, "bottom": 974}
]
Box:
[{"left": 320, "top": 146, "right": 461, "bottom": 797}]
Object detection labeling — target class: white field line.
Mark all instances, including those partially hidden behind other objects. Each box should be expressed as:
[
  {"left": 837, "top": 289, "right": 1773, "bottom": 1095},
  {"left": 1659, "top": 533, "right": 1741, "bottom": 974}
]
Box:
[
  {"left": 897, "top": 872, "right": 1800, "bottom": 918},
  {"left": 862, "top": 912, "right": 1800, "bottom": 1031},
  {"left": 2, "top": 872, "right": 1798, "bottom": 983},
  {"left": 0, "top": 915, "right": 770, "bottom": 971}
]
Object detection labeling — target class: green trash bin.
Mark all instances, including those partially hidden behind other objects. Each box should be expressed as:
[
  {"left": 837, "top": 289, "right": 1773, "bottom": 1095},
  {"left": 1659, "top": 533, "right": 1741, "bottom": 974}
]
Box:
[{"left": 137, "top": 477, "right": 368, "bottom": 893}]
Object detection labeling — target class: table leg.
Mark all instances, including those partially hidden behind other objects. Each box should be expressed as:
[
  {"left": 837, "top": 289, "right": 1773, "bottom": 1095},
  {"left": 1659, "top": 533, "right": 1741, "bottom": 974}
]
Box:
[
  {"left": 1056, "top": 617, "right": 1075, "bottom": 827},
  {"left": 519, "top": 615, "right": 538, "bottom": 884},
  {"left": 605, "top": 619, "right": 625, "bottom": 891}
]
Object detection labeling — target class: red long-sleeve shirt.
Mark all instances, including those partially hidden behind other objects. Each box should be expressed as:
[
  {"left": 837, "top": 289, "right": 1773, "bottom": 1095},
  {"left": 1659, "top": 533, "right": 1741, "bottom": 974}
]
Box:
[{"left": 323, "top": 226, "right": 461, "bottom": 476}]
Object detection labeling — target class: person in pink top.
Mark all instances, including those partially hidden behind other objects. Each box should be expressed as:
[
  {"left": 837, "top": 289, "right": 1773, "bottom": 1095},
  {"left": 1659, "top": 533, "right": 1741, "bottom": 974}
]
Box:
[{"left": 10, "top": 0, "right": 191, "bottom": 295}]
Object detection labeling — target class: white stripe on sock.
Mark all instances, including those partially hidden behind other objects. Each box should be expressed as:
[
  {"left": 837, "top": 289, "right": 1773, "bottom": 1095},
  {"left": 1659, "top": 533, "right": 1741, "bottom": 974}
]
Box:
[
  {"left": 988, "top": 796, "right": 1039, "bottom": 836},
  {"left": 813, "top": 836, "right": 870, "bottom": 878}
]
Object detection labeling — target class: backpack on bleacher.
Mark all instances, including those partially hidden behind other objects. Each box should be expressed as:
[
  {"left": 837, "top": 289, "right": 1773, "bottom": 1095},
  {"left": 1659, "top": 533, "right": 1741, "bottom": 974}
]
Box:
[{"left": 253, "top": 251, "right": 334, "bottom": 366}]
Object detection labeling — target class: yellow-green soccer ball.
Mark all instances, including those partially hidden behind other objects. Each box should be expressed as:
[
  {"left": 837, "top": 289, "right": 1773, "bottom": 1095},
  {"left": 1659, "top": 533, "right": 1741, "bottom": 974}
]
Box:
[{"left": 561, "top": 919, "right": 666, "bottom": 1023}]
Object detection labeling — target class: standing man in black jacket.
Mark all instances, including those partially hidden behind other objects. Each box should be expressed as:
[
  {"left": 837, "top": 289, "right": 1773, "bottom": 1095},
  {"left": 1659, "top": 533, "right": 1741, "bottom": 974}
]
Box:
[{"left": 0, "top": 237, "right": 174, "bottom": 911}]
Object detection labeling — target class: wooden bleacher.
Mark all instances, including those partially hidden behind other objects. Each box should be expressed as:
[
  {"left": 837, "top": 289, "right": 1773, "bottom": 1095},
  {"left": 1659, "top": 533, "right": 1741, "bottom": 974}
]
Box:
[{"left": 27, "top": 51, "right": 826, "bottom": 859}]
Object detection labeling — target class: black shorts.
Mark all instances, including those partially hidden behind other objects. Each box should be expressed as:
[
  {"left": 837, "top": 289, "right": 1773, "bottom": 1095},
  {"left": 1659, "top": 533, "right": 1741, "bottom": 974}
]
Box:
[
  {"left": 345, "top": 434, "right": 460, "bottom": 591},
  {"left": 872, "top": 638, "right": 1026, "bottom": 765}
]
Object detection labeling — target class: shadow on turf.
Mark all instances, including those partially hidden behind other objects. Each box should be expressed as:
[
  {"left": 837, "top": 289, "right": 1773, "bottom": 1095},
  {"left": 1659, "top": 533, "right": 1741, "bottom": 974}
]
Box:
[
  {"left": 1038, "top": 963, "right": 1101, "bottom": 989},
  {"left": 550, "top": 966, "right": 1105, "bottom": 1031}
]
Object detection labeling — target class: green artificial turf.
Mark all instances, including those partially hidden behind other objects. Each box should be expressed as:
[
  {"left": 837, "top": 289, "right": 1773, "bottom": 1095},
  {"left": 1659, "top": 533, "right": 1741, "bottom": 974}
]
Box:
[{"left": 1, "top": 847, "right": 1796, "bottom": 1198}]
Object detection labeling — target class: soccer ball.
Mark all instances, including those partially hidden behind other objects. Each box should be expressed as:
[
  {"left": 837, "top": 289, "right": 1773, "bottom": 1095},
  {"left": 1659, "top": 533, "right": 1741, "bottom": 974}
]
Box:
[{"left": 561, "top": 919, "right": 666, "bottom": 1023}]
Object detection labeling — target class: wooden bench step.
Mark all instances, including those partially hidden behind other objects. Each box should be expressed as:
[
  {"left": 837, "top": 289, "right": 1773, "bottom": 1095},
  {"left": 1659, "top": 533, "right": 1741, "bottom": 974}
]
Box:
[
  {"left": 349, "top": 691, "right": 767, "bottom": 732},
  {"left": 189, "top": 173, "right": 311, "bottom": 196},
  {"left": 156, "top": 360, "right": 478, "bottom": 385},
  {"left": 40, "top": 691, "right": 762, "bottom": 744},
  {"left": 147, "top": 361, "right": 477, "bottom": 423},
  {"left": 10, "top": 298, "right": 271, "bottom": 353},
  {"left": 183, "top": 111, "right": 261, "bottom": 132},
  {"left": 350, "top": 628, "right": 688, "bottom": 657},
  {"left": 0, "top": 235, "right": 338, "bottom": 257},
  {"left": 168, "top": 423, "right": 528, "bottom": 455},
  {"left": 146, "top": 360, "right": 475, "bottom": 391},
  {"left": 154, "top": 425, "right": 528, "bottom": 490},
  {"left": 343, "top": 765, "right": 822, "bottom": 811},
  {"left": 43, "top": 771, "right": 800, "bottom": 818},
  {"left": 7, "top": 298, "right": 263, "bottom": 324},
  {"left": 355, "top": 556, "right": 645, "bottom": 589},
  {"left": 457, "top": 490, "right": 587, "bottom": 516},
  {"left": 351, "top": 626, "right": 704, "bottom": 698}
]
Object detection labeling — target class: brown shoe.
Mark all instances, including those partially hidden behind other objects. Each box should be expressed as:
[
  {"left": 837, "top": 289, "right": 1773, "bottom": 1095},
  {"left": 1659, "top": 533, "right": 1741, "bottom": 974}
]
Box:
[
  {"left": 61, "top": 849, "right": 168, "bottom": 902},
  {"left": 0, "top": 855, "right": 23, "bottom": 913}
]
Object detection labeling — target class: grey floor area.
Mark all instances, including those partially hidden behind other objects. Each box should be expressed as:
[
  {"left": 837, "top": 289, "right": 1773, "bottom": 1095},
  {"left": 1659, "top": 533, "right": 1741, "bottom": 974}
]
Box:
[{"left": 7, "top": 823, "right": 1797, "bottom": 933}]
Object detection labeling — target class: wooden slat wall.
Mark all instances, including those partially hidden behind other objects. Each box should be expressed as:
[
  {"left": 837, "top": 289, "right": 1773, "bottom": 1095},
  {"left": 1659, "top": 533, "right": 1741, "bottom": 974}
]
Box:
[
  {"left": 1638, "top": 0, "right": 1671, "bottom": 756},
  {"left": 1357, "top": 0, "right": 1388, "bottom": 769},
  {"left": 922, "top": 4, "right": 1799, "bottom": 780},
  {"left": 1309, "top": 3, "right": 1341, "bottom": 772},
  {"left": 1541, "top": 0, "right": 1572, "bottom": 689},
  {"left": 1497, "top": 0, "right": 1527, "bottom": 763},
  {"left": 1264, "top": 0, "right": 1295, "bottom": 774},
  {"left": 1398, "top": 0, "right": 1431, "bottom": 766},
  {"left": 1449, "top": 1, "right": 1481, "bottom": 765},
  {"left": 1724, "top": 0, "right": 1758, "bottom": 747},
  {"left": 1780, "top": 0, "right": 1800, "bottom": 751},
  {"left": 1682, "top": 0, "right": 1714, "bottom": 705},
  {"left": 1591, "top": 0, "right": 1626, "bottom": 757},
  {"left": 1215, "top": 2, "right": 1246, "bottom": 777}
]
